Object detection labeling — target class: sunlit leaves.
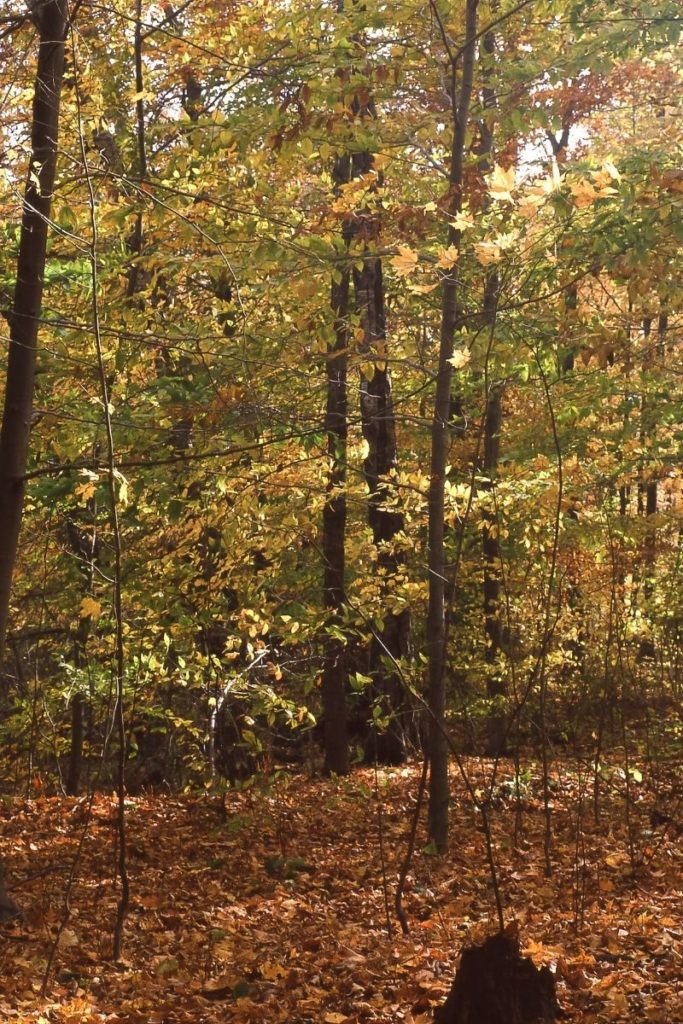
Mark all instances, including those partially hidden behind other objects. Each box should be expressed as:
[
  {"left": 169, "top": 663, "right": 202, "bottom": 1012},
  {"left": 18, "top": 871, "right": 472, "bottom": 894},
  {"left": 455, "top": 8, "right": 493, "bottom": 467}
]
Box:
[
  {"left": 389, "top": 245, "right": 419, "bottom": 276},
  {"left": 435, "top": 244, "right": 459, "bottom": 270},
  {"left": 79, "top": 596, "right": 102, "bottom": 620},
  {"left": 473, "top": 240, "right": 502, "bottom": 265},
  {"left": 488, "top": 163, "right": 517, "bottom": 203},
  {"left": 448, "top": 348, "right": 470, "bottom": 369}
]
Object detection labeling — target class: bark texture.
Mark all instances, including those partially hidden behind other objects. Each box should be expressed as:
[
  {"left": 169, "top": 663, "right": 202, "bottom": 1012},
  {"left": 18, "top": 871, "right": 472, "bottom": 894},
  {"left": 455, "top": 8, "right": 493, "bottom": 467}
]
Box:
[
  {"left": 351, "top": 148, "right": 412, "bottom": 765},
  {"left": 321, "top": 154, "right": 352, "bottom": 775},
  {"left": 0, "top": 0, "right": 67, "bottom": 660},
  {"left": 427, "top": 0, "right": 479, "bottom": 854},
  {"left": 434, "top": 933, "right": 561, "bottom": 1024}
]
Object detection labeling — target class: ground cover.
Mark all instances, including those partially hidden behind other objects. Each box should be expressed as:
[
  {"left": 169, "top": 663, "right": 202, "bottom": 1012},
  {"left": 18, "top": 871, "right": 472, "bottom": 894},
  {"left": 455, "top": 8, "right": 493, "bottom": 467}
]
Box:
[{"left": 0, "top": 760, "right": 680, "bottom": 1023}]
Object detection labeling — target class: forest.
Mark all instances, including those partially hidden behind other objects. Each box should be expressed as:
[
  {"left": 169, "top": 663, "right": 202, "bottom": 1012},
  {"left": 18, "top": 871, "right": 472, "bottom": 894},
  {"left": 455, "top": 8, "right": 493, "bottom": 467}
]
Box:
[{"left": 0, "top": 0, "right": 681, "bottom": 1021}]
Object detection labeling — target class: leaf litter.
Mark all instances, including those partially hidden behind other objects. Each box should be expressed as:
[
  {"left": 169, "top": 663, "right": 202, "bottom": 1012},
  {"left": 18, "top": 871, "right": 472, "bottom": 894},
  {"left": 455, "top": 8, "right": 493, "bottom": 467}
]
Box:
[{"left": 0, "top": 759, "right": 680, "bottom": 1023}]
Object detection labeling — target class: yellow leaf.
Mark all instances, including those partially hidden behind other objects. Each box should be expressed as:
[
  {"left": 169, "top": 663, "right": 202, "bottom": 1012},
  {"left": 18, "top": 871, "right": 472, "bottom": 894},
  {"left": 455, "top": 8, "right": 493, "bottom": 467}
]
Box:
[
  {"left": 448, "top": 348, "right": 470, "bottom": 369},
  {"left": 450, "top": 211, "right": 474, "bottom": 231},
  {"left": 261, "top": 961, "right": 287, "bottom": 981},
  {"left": 390, "top": 245, "right": 419, "bottom": 277},
  {"left": 474, "top": 241, "right": 501, "bottom": 265},
  {"left": 79, "top": 597, "right": 101, "bottom": 620},
  {"left": 324, "top": 1015, "right": 348, "bottom": 1024},
  {"left": 571, "top": 178, "right": 599, "bottom": 208},
  {"left": 408, "top": 281, "right": 439, "bottom": 294},
  {"left": 373, "top": 151, "right": 391, "bottom": 171},
  {"left": 517, "top": 197, "right": 542, "bottom": 219},
  {"left": 496, "top": 230, "right": 518, "bottom": 251},
  {"left": 489, "top": 163, "right": 517, "bottom": 202},
  {"left": 436, "top": 244, "right": 459, "bottom": 270},
  {"left": 75, "top": 481, "right": 96, "bottom": 502},
  {"left": 113, "top": 468, "right": 129, "bottom": 506}
]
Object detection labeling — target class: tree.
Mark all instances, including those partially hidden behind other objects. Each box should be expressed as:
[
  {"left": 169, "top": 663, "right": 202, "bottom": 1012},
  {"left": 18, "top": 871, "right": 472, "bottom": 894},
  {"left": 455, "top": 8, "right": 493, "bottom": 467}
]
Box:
[
  {"left": 427, "top": 0, "right": 479, "bottom": 855},
  {"left": 0, "top": 0, "right": 678, "bottom": 828},
  {"left": 321, "top": 149, "right": 352, "bottom": 776},
  {"left": 0, "top": 0, "right": 68, "bottom": 662}
]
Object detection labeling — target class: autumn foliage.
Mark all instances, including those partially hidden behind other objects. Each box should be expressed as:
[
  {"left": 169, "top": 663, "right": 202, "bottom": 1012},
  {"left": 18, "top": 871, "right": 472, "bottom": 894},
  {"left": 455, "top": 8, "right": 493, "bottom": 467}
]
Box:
[{"left": 0, "top": 0, "right": 681, "bottom": 1021}]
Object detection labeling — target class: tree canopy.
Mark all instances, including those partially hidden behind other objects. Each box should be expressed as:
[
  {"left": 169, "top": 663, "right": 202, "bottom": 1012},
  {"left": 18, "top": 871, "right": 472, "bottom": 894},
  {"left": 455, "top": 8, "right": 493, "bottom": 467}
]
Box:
[{"left": 0, "top": 1, "right": 681, "bottom": 1019}]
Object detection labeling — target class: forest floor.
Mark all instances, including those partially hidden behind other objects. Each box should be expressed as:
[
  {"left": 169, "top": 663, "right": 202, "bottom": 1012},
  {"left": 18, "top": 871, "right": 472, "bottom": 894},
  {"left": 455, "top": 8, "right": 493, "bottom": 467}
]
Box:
[{"left": 0, "top": 757, "right": 681, "bottom": 1023}]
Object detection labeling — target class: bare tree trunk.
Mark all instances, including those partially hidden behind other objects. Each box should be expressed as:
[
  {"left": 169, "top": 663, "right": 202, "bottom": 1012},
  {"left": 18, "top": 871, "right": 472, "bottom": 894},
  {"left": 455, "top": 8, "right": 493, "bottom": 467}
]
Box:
[
  {"left": 66, "top": 691, "right": 85, "bottom": 796},
  {"left": 125, "top": 0, "right": 148, "bottom": 300},
  {"left": 356, "top": 261, "right": 412, "bottom": 763},
  {"left": 351, "top": 155, "right": 412, "bottom": 764},
  {"left": 0, "top": 0, "right": 67, "bottom": 660},
  {"left": 427, "top": 0, "right": 479, "bottom": 853},
  {"left": 475, "top": 16, "right": 507, "bottom": 756},
  {"left": 0, "top": 0, "right": 67, "bottom": 917},
  {"left": 321, "top": 154, "right": 351, "bottom": 776}
]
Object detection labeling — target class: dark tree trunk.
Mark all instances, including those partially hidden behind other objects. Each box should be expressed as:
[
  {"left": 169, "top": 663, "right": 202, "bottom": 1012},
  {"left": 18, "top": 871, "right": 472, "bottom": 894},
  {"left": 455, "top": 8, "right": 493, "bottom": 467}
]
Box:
[
  {"left": 352, "top": 178, "right": 412, "bottom": 765},
  {"left": 0, "top": 0, "right": 66, "bottom": 909},
  {"left": 427, "top": 0, "right": 478, "bottom": 854},
  {"left": 321, "top": 153, "right": 352, "bottom": 776},
  {"left": 66, "top": 691, "right": 85, "bottom": 797},
  {"left": 0, "top": 0, "right": 67, "bottom": 661},
  {"left": 125, "top": 0, "right": 148, "bottom": 300},
  {"left": 358, "top": 253, "right": 411, "bottom": 761},
  {"left": 638, "top": 314, "right": 663, "bottom": 660}
]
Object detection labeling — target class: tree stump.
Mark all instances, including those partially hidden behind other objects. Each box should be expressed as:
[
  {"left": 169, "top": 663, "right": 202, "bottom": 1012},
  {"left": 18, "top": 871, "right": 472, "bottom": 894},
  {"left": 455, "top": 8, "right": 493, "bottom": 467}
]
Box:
[{"left": 434, "top": 932, "right": 561, "bottom": 1024}]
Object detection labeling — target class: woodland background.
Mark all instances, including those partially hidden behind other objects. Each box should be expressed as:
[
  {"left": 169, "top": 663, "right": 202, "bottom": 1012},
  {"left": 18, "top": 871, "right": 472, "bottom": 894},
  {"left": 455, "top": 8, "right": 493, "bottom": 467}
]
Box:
[{"left": 0, "top": 0, "right": 681, "bottom": 1021}]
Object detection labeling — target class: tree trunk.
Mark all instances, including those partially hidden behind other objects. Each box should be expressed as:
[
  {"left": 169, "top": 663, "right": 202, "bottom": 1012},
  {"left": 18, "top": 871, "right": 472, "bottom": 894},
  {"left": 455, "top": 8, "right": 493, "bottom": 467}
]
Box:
[
  {"left": 477, "top": 19, "right": 506, "bottom": 757},
  {"left": 427, "top": 0, "right": 479, "bottom": 854},
  {"left": 0, "top": 0, "right": 66, "bottom": 910},
  {"left": 356, "top": 257, "right": 412, "bottom": 764},
  {"left": 321, "top": 153, "right": 352, "bottom": 776},
  {"left": 66, "top": 691, "right": 85, "bottom": 797},
  {"left": 351, "top": 150, "right": 412, "bottom": 764},
  {"left": 0, "top": 0, "right": 67, "bottom": 661},
  {"left": 638, "top": 313, "right": 663, "bottom": 660},
  {"left": 483, "top": 383, "right": 506, "bottom": 755}
]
